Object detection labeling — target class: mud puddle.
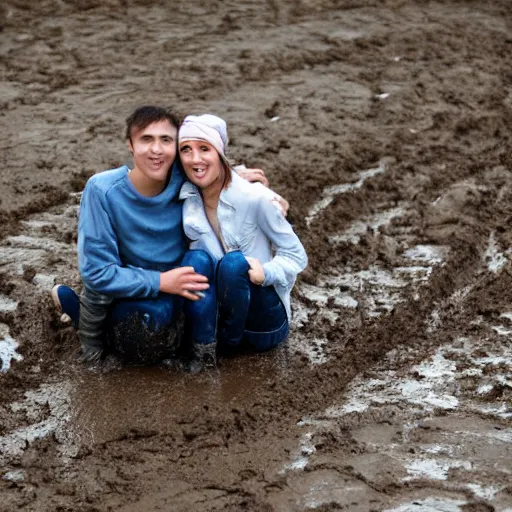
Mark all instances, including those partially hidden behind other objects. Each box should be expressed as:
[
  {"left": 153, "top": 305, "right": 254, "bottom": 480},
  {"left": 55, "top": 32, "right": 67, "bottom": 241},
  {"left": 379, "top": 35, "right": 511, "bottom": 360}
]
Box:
[
  {"left": 0, "top": 162, "right": 445, "bottom": 471},
  {"left": 0, "top": 352, "right": 293, "bottom": 469}
]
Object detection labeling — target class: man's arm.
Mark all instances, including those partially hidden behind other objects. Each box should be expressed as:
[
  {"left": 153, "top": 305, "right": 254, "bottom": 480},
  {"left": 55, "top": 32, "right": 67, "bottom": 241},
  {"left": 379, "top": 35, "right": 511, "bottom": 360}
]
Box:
[
  {"left": 78, "top": 180, "right": 161, "bottom": 298},
  {"left": 79, "top": 182, "right": 210, "bottom": 300}
]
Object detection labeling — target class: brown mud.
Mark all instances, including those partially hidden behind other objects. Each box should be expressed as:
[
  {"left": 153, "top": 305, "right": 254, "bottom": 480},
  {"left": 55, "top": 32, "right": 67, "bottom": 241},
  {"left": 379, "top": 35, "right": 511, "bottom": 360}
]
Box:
[{"left": 1, "top": 1, "right": 512, "bottom": 510}]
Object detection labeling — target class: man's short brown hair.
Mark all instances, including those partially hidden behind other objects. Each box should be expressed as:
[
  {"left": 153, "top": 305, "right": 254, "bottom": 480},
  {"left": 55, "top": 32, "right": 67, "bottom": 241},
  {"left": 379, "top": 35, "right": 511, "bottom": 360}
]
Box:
[{"left": 125, "top": 106, "right": 182, "bottom": 141}]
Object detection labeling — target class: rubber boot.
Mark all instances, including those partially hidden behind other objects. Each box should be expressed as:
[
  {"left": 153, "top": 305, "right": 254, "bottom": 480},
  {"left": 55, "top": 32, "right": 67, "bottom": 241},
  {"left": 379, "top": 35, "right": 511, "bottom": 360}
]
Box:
[{"left": 188, "top": 341, "right": 217, "bottom": 373}]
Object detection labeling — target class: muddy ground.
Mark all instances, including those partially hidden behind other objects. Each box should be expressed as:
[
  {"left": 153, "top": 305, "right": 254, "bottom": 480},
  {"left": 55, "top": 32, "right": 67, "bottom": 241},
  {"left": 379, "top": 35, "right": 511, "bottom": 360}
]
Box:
[{"left": 1, "top": 0, "right": 512, "bottom": 510}]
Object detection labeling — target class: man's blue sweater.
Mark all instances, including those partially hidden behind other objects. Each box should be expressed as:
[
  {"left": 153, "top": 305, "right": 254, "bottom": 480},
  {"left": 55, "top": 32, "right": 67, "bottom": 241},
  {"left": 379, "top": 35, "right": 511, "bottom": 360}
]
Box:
[{"left": 77, "top": 164, "right": 187, "bottom": 298}]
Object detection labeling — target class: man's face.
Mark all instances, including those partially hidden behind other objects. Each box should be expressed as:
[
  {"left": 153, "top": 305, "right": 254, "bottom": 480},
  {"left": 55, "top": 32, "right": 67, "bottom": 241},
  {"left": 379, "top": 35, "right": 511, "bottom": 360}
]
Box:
[
  {"left": 179, "top": 140, "right": 224, "bottom": 192},
  {"left": 128, "top": 120, "right": 178, "bottom": 185}
]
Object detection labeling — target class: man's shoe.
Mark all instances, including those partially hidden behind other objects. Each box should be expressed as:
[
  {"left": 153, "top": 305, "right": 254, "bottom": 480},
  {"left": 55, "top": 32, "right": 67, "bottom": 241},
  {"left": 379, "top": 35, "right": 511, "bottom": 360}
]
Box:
[
  {"left": 188, "top": 342, "right": 217, "bottom": 373},
  {"left": 51, "top": 285, "right": 80, "bottom": 329}
]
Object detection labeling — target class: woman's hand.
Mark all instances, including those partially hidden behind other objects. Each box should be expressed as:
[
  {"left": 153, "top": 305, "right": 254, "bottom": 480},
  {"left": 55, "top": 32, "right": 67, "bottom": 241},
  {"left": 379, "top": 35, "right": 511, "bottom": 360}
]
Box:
[{"left": 245, "top": 256, "right": 265, "bottom": 285}]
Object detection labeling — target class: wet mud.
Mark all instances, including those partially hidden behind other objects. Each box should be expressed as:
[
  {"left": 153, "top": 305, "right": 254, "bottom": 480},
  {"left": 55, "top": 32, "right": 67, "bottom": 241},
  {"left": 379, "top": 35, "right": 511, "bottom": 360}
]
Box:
[{"left": 1, "top": 0, "right": 512, "bottom": 510}]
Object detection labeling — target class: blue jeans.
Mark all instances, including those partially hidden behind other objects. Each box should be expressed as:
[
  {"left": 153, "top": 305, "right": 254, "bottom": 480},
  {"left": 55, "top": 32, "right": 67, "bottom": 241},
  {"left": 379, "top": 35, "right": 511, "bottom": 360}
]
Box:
[
  {"left": 216, "top": 251, "right": 288, "bottom": 352},
  {"left": 81, "top": 250, "right": 216, "bottom": 365}
]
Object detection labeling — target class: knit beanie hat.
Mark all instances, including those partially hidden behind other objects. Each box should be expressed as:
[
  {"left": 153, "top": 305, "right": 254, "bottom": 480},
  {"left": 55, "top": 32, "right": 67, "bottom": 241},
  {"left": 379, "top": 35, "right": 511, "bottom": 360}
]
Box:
[{"left": 179, "top": 114, "right": 229, "bottom": 161}]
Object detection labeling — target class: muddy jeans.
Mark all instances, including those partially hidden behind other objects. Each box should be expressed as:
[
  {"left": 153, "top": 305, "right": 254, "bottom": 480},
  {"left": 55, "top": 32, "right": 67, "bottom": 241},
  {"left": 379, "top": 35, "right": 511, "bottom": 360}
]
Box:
[
  {"left": 79, "top": 250, "right": 216, "bottom": 365},
  {"left": 216, "top": 251, "right": 289, "bottom": 352}
]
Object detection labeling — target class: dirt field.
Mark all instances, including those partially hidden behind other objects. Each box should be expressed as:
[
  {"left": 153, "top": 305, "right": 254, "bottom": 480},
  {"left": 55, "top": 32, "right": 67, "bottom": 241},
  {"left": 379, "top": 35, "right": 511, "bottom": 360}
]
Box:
[{"left": 1, "top": 0, "right": 512, "bottom": 510}]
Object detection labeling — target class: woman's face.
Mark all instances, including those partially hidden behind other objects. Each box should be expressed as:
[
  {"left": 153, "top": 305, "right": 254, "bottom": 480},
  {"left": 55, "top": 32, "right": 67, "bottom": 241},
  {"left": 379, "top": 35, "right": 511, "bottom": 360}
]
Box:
[{"left": 179, "top": 139, "right": 224, "bottom": 192}]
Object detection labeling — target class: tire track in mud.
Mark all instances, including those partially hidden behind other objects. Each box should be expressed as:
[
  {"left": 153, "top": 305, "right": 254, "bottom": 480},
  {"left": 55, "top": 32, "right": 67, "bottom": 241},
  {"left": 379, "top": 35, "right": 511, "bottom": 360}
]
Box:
[
  {"left": 277, "top": 271, "right": 512, "bottom": 511},
  {"left": 267, "top": 164, "right": 512, "bottom": 509}
]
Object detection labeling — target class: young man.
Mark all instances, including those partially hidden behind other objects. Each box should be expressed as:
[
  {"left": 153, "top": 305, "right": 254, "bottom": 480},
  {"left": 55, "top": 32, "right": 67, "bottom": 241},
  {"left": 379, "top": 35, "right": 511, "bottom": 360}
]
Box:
[{"left": 52, "top": 106, "right": 283, "bottom": 367}]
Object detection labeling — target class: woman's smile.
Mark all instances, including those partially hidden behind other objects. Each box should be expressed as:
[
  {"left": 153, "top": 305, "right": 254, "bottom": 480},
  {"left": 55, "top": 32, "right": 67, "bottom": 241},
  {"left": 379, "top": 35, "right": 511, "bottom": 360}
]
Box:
[{"left": 179, "top": 140, "right": 224, "bottom": 191}]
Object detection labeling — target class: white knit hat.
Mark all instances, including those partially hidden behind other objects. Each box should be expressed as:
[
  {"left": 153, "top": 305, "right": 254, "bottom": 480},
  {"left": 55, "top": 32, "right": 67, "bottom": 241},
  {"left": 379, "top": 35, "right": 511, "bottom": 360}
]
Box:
[{"left": 179, "top": 114, "right": 229, "bottom": 160}]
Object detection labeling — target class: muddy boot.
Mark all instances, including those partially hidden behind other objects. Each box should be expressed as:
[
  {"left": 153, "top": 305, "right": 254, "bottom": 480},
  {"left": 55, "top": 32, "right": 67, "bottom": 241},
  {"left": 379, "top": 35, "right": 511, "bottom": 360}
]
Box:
[{"left": 187, "top": 342, "right": 217, "bottom": 373}]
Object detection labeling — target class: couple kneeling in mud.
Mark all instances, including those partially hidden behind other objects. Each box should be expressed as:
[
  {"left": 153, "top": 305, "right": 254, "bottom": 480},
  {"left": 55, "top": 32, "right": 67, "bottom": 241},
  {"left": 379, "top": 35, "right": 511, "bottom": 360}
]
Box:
[{"left": 52, "top": 106, "right": 308, "bottom": 372}]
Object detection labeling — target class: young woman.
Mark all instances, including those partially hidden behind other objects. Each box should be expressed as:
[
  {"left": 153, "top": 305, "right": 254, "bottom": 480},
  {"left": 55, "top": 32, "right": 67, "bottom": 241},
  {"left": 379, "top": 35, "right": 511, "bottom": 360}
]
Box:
[{"left": 178, "top": 114, "right": 308, "bottom": 371}]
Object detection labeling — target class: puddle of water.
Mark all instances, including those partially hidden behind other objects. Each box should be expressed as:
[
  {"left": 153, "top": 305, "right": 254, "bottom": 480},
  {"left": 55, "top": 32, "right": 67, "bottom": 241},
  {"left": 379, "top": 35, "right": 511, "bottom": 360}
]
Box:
[
  {"left": 404, "top": 458, "right": 472, "bottom": 481},
  {"left": 403, "top": 244, "right": 449, "bottom": 264},
  {"left": 32, "top": 273, "right": 56, "bottom": 290},
  {"left": 0, "top": 353, "right": 293, "bottom": 465},
  {"left": 484, "top": 231, "right": 508, "bottom": 273},
  {"left": 306, "top": 160, "right": 387, "bottom": 227},
  {"left": 0, "top": 382, "right": 73, "bottom": 464},
  {"left": 384, "top": 497, "right": 466, "bottom": 512},
  {"left": 284, "top": 329, "right": 512, "bottom": 507},
  {"left": 466, "top": 483, "right": 502, "bottom": 500},
  {"left": 65, "top": 352, "right": 291, "bottom": 451},
  {"left": 0, "top": 294, "right": 18, "bottom": 313},
  {"left": 0, "top": 323, "right": 23, "bottom": 373},
  {"left": 328, "top": 206, "right": 406, "bottom": 245}
]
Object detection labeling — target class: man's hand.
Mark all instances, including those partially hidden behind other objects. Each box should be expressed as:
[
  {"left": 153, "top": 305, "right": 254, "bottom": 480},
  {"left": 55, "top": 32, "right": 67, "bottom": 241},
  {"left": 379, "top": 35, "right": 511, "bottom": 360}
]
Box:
[
  {"left": 160, "top": 267, "right": 209, "bottom": 300},
  {"left": 235, "top": 165, "right": 289, "bottom": 216},
  {"left": 235, "top": 167, "right": 269, "bottom": 187},
  {"left": 245, "top": 256, "right": 265, "bottom": 285},
  {"left": 272, "top": 195, "right": 290, "bottom": 217}
]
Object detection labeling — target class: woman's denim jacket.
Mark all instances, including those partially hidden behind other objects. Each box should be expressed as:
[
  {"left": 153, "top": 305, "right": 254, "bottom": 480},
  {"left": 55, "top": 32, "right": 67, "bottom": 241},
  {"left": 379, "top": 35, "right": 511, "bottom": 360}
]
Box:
[{"left": 180, "top": 171, "right": 308, "bottom": 321}]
